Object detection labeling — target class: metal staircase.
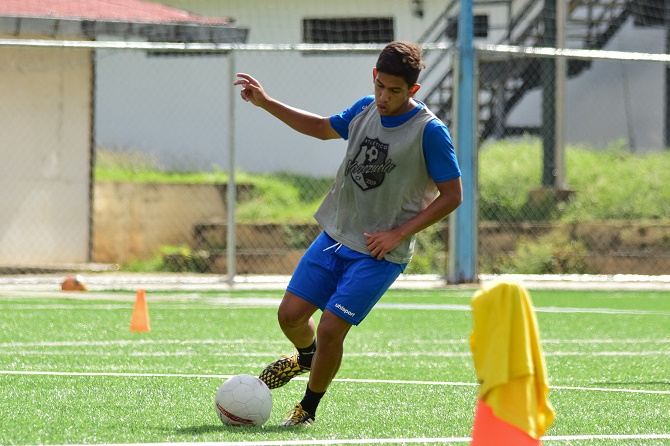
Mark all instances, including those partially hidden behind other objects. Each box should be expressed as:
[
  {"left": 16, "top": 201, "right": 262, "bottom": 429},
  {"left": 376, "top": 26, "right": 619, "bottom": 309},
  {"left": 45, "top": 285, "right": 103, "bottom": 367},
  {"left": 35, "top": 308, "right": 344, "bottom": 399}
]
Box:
[{"left": 419, "top": 0, "right": 632, "bottom": 140}]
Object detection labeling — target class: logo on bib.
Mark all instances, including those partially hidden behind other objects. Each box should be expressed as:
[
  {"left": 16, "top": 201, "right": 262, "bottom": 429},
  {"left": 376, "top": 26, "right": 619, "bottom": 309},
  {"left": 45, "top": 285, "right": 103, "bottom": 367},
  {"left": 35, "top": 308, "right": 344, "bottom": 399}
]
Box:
[{"left": 345, "top": 137, "right": 396, "bottom": 191}]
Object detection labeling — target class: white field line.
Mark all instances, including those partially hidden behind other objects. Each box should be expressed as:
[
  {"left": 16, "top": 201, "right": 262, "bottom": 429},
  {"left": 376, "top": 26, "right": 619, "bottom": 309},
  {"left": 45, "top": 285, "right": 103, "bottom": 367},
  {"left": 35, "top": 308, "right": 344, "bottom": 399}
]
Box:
[
  {"left": 1, "top": 338, "right": 669, "bottom": 348},
  {"left": 5, "top": 294, "right": 668, "bottom": 446},
  {"left": 0, "top": 339, "right": 288, "bottom": 348},
  {"left": 2, "top": 272, "right": 670, "bottom": 291},
  {"left": 2, "top": 299, "right": 668, "bottom": 395},
  {"left": 1, "top": 370, "right": 669, "bottom": 395},
  {"left": 2, "top": 338, "right": 668, "bottom": 360},
  {"left": 39, "top": 433, "right": 670, "bottom": 446},
  {"left": 2, "top": 300, "right": 670, "bottom": 316},
  {"left": 379, "top": 303, "right": 670, "bottom": 316},
  {"left": 2, "top": 350, "right": 669, "bottom": 359}
]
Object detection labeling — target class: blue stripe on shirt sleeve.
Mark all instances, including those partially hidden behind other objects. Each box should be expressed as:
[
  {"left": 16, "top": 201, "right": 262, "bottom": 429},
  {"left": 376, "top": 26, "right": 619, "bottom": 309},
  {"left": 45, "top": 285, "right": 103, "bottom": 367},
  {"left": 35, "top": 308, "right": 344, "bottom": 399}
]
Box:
[
  {"left": 329, "top": 96, "right": 375, "bottom": 140},
  {"left": 423, "top": 119, "right": 462, "bottom": 183}
]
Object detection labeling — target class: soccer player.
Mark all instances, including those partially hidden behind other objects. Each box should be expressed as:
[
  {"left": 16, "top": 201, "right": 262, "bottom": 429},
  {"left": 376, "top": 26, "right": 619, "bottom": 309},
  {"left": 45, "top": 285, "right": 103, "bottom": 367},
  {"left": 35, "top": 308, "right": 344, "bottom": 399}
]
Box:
[{"left": 233, "top": 41, "right": 463, "bottom": 426}]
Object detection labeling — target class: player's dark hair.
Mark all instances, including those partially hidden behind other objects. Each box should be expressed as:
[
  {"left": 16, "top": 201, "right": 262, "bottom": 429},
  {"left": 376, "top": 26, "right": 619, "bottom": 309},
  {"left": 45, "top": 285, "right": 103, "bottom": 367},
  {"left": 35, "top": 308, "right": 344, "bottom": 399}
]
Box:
[{"left": 375, "top": 41, "right": 425, "bottom": 87}]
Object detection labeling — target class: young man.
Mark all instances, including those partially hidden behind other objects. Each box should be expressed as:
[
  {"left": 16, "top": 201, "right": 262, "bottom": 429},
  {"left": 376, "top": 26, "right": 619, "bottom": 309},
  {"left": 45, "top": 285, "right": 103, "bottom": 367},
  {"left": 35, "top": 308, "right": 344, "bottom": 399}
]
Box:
[{"left": 233, "top": 41, "right": 463, "bottom": 426}]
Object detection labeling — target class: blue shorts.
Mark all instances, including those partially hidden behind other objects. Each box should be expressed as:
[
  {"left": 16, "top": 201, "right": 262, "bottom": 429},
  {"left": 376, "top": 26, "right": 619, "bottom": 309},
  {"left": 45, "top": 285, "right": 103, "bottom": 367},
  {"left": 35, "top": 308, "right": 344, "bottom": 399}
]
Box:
[{"left": 287, "top": 232, "right": 406, "bottom": 325}]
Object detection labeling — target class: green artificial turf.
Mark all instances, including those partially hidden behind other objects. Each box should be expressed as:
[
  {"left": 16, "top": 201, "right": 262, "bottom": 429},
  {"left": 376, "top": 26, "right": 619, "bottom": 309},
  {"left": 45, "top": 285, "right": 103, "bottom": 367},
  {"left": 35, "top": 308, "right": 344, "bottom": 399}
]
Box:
[{"left": 0, "top": 288, "right": 668, "bottom": 444}]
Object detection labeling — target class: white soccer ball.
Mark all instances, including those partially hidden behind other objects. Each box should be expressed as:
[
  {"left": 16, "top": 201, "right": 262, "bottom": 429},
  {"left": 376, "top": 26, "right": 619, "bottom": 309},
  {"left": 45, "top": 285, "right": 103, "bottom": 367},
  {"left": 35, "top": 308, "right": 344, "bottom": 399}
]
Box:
[{"left": 214, "top": 374, "right": 273, "bottom": 426}]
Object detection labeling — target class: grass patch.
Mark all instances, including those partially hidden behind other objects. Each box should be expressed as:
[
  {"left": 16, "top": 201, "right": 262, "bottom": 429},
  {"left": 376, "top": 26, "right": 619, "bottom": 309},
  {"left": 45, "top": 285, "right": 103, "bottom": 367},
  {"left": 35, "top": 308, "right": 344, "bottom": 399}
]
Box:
[
  {"left": 96, "top": 143, "right": 670, "bottom": 275},
  {"left": 98, "top": 139, "right": 670, "bottom": 224},
  {"left": 1, "top": 288, "right": 669, "bottom": 443},
  {"left": 479, "top": 137, "right": 670, "bottom": 221}
]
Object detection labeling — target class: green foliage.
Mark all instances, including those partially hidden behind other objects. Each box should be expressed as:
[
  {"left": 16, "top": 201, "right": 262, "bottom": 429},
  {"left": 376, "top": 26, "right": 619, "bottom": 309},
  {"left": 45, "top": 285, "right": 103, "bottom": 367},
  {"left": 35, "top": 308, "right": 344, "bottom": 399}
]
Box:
[
  {"left": 563, "top": 142, "right": 670, "bottom": 220},
  {"left": 120, "top": 245, "right": 210, "bottom": 273},
  {"left": 98, "top": 144, "right": 670, "bottom": 274},
  {"left": 479, "top": 137, "right": 543, "bottom": 221},
  {"left": 479, "top": 137, "right": 670, "bottom": 221},
  {"left": 281, "top": 224, "right": 316, "bottom": 249},
  {"left": 496, "top": 230, "right": 589, "bottom": 274},
  {"left": 404, "top": 223, "right": 447, "bottom": 274},
  {"left": 97, "top": 141, "right": 670, "bottom": 223},
  {"left": 273, "top": 172, "right": 334, "bottom": 203},
  {"left": 120, "top": 255, "right": 165, "bottom": 273},
  {"left": 234, "top": 173, "right": 332, "bottom": 223},
  {"left": 234, "top": 175, "right": 322, "bottom": 223},
  {"left": 159, "top": 245, "right": 211, "bottom": 273},
  {"left": 96, "top": 150, "right": 328, "bottom": 224},
  {"left": 95, "top": 149, "right": 232, "bottom": 184}
]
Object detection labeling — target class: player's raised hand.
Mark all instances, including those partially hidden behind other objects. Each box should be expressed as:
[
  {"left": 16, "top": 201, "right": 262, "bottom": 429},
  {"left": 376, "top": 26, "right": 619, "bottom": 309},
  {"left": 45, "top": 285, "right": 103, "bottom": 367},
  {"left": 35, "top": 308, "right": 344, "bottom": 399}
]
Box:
[{"left": 233, "top": 73, "right": 268, "bottom": 107}]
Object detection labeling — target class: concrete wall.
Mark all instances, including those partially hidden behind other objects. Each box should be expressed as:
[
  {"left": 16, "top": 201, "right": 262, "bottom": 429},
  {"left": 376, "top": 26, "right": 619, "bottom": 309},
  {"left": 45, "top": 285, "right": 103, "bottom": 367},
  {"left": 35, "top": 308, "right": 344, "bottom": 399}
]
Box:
[
  {"left": 0, "top": 42, "right": 92, "bottom": 265},
  {"left": 93, "top": 182, "right": 227, "bottom": 263},
  {"left": 93, "top": 182, "right": 670, "bottom": 275}
]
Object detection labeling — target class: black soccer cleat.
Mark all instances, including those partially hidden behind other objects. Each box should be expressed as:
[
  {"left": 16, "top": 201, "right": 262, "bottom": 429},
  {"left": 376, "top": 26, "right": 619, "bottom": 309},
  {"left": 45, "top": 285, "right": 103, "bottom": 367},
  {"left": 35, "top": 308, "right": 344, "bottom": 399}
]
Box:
[
  {"left": 280, "top": 403, "right": 315, "bottom": 426},
  {"left": 258, "top": 353, "right": 310, "bottom": 389}
]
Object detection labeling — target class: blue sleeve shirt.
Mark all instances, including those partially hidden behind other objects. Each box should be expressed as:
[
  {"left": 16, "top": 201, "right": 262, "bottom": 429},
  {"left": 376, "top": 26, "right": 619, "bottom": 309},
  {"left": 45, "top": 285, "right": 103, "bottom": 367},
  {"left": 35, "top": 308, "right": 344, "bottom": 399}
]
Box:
[{"left": 329, "top": 95, "right": 461, "bottom": 183}]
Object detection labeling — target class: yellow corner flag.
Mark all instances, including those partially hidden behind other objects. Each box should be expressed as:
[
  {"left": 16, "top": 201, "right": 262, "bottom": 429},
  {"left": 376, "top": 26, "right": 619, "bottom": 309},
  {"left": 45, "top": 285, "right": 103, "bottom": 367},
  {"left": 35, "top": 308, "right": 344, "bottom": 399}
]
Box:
[{"left": 470, "top": 281, "right": 555, "bottom": 445}]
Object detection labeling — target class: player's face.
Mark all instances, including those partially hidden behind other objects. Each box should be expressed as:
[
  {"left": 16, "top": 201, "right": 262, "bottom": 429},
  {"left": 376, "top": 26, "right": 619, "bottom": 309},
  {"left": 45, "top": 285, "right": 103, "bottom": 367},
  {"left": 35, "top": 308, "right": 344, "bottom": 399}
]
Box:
[{"left": 373, "top": 69, "right": 420, "bottom": 116}]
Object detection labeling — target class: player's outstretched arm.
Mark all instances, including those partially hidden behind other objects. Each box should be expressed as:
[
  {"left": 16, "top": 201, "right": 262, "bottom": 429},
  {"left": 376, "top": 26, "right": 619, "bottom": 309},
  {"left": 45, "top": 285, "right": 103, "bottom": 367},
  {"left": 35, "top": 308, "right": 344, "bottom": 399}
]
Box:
[{"left": 233, "top": 73, "right": 340, "bottom": 141}]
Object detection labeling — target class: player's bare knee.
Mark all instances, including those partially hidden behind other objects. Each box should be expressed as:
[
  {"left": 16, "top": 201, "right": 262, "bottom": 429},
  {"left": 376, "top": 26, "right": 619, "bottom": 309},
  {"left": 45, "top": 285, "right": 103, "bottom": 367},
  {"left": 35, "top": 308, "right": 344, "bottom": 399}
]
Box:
[
  {"left": 277, "top": 305, "right": 299, "bottom": 329},
  {"left": 316, "top": 312, "right": 351, "bottom": 344}
]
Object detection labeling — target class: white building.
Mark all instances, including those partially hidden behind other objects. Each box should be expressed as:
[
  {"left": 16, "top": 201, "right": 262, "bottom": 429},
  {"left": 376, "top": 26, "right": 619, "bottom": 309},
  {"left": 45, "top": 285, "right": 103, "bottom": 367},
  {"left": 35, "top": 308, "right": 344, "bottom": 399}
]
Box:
[
  {"left": 95, "top": 0, "right": 668, "bottom": 179},
  {"left": 96, "top": 0, "right": 454, "bottom": 176},
  {"left": 0, "top": 0, "right": 247, "bottom": 266}
]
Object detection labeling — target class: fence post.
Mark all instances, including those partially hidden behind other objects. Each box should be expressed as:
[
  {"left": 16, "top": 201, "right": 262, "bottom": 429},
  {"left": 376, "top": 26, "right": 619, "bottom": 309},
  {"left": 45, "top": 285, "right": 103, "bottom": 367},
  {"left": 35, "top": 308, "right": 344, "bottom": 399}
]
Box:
[
  {"left": 227, "top": 50, "right": 237, "bottom": 284},
  {"left": 448, "top": 0, "right": 479, "bottom": 284},
  {"left": 555, "top": 0, "right": 567, "bottom": 188}
]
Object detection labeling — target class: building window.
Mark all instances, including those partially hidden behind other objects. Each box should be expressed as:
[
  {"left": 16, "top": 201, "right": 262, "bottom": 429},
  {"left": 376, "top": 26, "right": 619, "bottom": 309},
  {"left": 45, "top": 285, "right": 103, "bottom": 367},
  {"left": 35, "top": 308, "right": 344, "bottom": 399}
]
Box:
[
  {"left": 446, "top": 15, "right": 489, "bottom": 40},
  {"left": 303, "top": 17, "right": 395, "bottom": 43}
]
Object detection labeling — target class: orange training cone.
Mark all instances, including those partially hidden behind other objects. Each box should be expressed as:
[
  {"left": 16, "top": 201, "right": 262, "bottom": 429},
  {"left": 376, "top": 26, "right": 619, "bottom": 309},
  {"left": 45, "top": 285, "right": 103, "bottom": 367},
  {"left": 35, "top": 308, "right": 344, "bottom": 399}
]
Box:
[
  {"left": 130, "top": 289, "right": 150, "bottom": 332},
  {"left": 471, "top": 399, "right": 541, "bottom": 446}
]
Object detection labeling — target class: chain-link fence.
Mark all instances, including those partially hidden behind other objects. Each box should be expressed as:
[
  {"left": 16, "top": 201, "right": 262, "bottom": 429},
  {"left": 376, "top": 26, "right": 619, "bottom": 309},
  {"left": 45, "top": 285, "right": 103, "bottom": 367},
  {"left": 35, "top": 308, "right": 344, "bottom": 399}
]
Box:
[
  {"left": 474, "top": 48, "right": 670, "bottom": 276},
  {"left": 2, "top": 7, "right": 669, "bottom": 280}
]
